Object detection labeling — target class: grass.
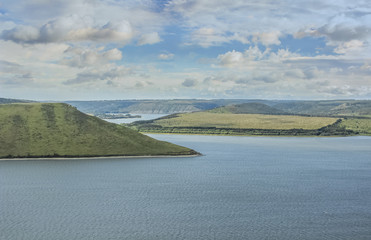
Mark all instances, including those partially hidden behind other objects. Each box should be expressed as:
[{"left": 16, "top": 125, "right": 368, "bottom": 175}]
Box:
[
  {"left": 153, "top": 112, "right": 338, "bottom": 130},
  {"left": 0, "top": 103, "right": 197, "bottom": 158},
  {"left": 208, "top": 103, "right": 286, "bottom": 115},
  {"left": 340, "top": 118, "right": 371, "bottom": 135},
  {"left": 130, "top": 112, "right": 354, "bottom": 136}
]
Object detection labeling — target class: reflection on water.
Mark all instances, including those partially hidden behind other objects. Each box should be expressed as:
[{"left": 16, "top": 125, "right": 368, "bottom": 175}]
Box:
[
  {"left": 103, "top": 114, "right": 167, "bottom": 124},
  {"left": 1, "top": 135, "right": 371, "bottom": 240}
]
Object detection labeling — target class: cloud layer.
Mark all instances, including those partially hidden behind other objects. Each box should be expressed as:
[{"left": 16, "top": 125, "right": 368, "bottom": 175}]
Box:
[{"left": 0, "top": 0, "right": 370, "bottom": 100}]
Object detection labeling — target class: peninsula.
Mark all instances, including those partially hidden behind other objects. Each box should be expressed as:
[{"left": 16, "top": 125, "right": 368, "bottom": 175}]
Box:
[
  {"left": 0, "top": 103, "right": 198, "bottom": 159},
  {"left": 129, "top": 102, "right": 371, "bottom": 136}
]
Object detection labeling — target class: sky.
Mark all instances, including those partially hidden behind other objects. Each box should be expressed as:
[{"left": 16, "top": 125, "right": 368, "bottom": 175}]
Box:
[{"left": 0, "top": 0, "right": 371, "bottom": 100}]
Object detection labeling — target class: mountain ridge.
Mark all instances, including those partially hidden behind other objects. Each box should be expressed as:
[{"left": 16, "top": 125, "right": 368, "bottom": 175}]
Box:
[{"left": 65, "top": 99, "right": 371, "bottom": 116}]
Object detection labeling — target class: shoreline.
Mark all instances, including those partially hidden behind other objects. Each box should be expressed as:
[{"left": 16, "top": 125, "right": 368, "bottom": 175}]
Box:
[
  {"left": 142, "top": 131, "right": 356, "bottom": 138},
  {"left": 0, "top": 154, "right": 201, "bottom": 161}
]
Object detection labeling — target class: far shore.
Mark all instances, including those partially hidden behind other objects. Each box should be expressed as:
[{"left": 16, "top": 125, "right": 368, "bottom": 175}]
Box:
[
  {"left": 142, "top": 131, "right": 354, "bottom": 137},
  {"left": 0, "top": 154, "right": 201, "bottom": 161}
]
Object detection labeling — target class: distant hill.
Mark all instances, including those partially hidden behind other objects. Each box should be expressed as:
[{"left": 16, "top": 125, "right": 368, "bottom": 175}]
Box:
[
  {"left": 129, "top": 111, "right": 358, "bottom": 136},
  {"left": 208, "top": 102, "right": 287, "bottom": 115},
  {"left": 65, "top": 99, "right": 271, "bottom": 114},
  {"left": 0, "top": 97, "right": 34, "bottom": 104},
  {"left": 0, "top": 103, "right": 197, "bottom": 159},
  {"left": 66, "top": 99, "right": 371, "bottom": 116},
  {"left": 272, "top": 100, "right": 371, "bottom": 116}
]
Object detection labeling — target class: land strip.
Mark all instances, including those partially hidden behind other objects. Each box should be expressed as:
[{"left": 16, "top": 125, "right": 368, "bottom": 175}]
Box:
[{"left": 129, "top": 112, "right": 367, "bottom": 136}]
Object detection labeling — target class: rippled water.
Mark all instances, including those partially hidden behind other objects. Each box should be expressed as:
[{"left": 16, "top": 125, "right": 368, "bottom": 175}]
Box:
[
  {"left": 103, "top": 114, "right": 167, "bottom": 124},
  {"left": 1, "top": 135, "right": 371, "bottom": 240}
]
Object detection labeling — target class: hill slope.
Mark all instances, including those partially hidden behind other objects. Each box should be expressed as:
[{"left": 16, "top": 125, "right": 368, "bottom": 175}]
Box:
[
  {"left": 130, "top": 112, "right": 355, "bottom": 136},
  {"left": 273, "top": 100, "right": 371, "bottom": 116},
  {"left": 66, "top": 99, "right": 265, "bottom": 114},
  {"left": 0, "top": 103, "right": 197, "bottom": 158},
  {"left": 208, "top": 102, "right": 286, "bottom": 115},
  {"left": 66, "top": 99, "right": 371, "bottom": 116}
]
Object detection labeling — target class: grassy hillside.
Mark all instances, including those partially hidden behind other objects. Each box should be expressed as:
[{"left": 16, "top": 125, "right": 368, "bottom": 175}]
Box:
[
  {"left": 66, "top": 99, "right": 272, "bottom": 114},
  {"left": 66, "top": 99, "right": 371, "bottom": 116},
  {"left": 339, "top": 118, "right": 371, "bottom": 135},
  {"left": 273, "top": 100, "right": 371, "bottom": 116},
  {"left": 144, "top": 112, "right": 337, "bottom": 130},
  {"left": 0, "top": 103, "right": 197, "bottom": 159},
  {"left": 130, "top": 112, "right": 354, "bottom": 136},
  {"left": 208, "top": 102, "right": 286, "bottom": 115}
]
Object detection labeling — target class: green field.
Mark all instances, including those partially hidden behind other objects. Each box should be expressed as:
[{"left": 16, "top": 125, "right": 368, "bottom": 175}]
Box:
[
  {"left": 153, "top": 112, "right": 338, "bottom": 130},
  {"left": 339, "top": 118, "right": 371, "bottom": 135},
  {"left": 130, "top": 112, "right": 357, "bottom": 136},
  {"left": 0, "top": 103, "right": 197, "bottom": 158}
]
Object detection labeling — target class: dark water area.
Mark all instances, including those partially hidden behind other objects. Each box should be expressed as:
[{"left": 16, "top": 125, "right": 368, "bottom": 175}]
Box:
[{"left": 1, "top": 135, "right": 371, "bottom": 240}]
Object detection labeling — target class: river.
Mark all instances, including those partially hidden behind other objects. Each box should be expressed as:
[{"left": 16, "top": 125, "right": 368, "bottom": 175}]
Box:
[{"left": 1, "top": 135, "right": 371, "bottom": 239}]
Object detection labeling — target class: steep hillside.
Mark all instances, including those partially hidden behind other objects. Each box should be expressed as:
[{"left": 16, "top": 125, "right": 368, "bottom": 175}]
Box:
[
  {"left": 0, "top": 103, "right": 197, "bottom": 159},
  {"left": 208, "top": 102, "right": 286, "bottom": 115}
]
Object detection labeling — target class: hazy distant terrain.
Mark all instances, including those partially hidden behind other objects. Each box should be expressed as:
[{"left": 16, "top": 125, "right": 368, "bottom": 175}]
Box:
[
  {"left": 66, "top": 99, "right": 371, "bottom": 117},
  {"left": 272, "top": 100, "right": 371, "bottom": 116},
  {"left": 130, "top": 102, "right": 371, "bottom": 136},
  {"left": 0, "top": 98, "right": 34, "bottom": 104},
  {"left": 2, "top": 98, "right": 371, "bottom": 138},
  {"left": 66, "top": 99, "right": 278, "bottom": 114},
  {"left": 0, "top": 103, "right": 197, "bottom": 159}
]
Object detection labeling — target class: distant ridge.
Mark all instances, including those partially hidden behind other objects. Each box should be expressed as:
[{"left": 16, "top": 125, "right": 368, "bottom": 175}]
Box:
[
  {"left": 0, "top": 97, "right": 34, "bottom": 104},
  {"left": 66, "top": 99, "right": 371, "bottom": 116},
  {"left": 272, "top": 100, "right": 371, "bottom": 116},
  {"left": 208, "top": 102, "right": 286, "bottom": 115},
  {"left": 0, "top": 103, "right": 197, "bottom": 159}
]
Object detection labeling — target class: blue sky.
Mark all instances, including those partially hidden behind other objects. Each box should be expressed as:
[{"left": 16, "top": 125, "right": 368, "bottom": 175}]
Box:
[{"left": 0, "top": 0, "right": 370, "bottom": 100}]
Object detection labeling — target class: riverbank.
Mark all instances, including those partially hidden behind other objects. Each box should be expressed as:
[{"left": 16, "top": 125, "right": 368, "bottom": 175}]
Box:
[{"left": 0, "top": 153, "right": 201, "bottom": 161}]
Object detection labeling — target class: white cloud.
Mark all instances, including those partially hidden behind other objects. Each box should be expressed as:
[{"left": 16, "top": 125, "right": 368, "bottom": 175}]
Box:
[
  {"left": 61, "top": 47, "right": 122, "bottom": 68},
  {"left": 0, "top": 21, "right": 17, "bottom": 32},
  {"left": 1, "top": 0, "right": 371, "bottom": 100},
  {"left": 158, "top": 53, "right": 174, "bottom": 60},
  {"left": 1, "top": 18, "right": 133, "bottom": 44},
  {"left": 189, "top": 28, "right": 225, "bottom": 47},
  {"left": 360, "top": 62, "right": 371, "bottom": 71},
  {"left": 167, "top": 0, "right": 371, "bottom": 50},
  {"left": 1, "top": 25, "right": 40, "bottom": 44},
  {"left": 0, "top": 60, "right": 34, "bottom": 85},
  {"left": 67, "top": 21, "right": 133, "bottom": 43},
  {"left": 182, "top": 78, "right": 197, "bottom": 87},
  {"left": 217, "top": 50, "right": 244, "bottom": 67},
  {"left": 334, "top": 40, "right": 365, "bottom": 54},
  {"left": 137, "top": 32, "right": 162, "bottom": 46},
  {"left": 252, "top": 31, "right": 282, "bottom": 46},
  {"left": 217, "top": 47, "right": 299, "bottom": 68},
  {"left": 63, "top": 65, "right": 133, "bottom": 85}
]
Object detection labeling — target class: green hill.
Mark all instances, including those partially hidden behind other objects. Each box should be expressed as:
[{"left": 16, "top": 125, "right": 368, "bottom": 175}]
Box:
[
  {"left": 66, "top": 99, "right": 371, "bottom": 116},
  {"left": 0, "top": 103, "right": 197, "bottom": 159},
  {"left": 65, "top": 99, "right": 260, "bottom": 114},
  {"left": 130, "top": 112, "right": 356, "bottom": 136},
  {"left": 208, "top": 102, "right": 286, "bottom": 115},
  {"left": 272, "top": 100, "right": 371, "bottom": 116}
]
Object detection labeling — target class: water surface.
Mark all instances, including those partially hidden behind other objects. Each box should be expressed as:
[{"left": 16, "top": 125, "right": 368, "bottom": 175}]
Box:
[
  {"left": 103, "top": 114, "right": 167, "bottom": 124},
  {"left": 1, "top": 135, "right": 371, "bottom": 240}
]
